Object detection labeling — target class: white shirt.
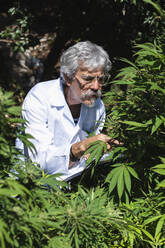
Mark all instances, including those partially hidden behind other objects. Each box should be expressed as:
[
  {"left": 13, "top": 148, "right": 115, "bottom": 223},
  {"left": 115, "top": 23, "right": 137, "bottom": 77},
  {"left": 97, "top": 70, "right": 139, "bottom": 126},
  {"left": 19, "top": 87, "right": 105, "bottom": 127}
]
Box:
[{"left": 16, "top": 78, "right": 106, "bottom": 181}]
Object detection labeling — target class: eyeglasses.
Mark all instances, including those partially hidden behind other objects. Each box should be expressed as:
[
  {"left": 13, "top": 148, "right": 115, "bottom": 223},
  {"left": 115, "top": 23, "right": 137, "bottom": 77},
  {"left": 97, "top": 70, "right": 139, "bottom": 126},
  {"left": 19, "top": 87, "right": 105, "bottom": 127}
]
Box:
[{"left": 75, "top": 74, "right": 110, "bottom": 86}]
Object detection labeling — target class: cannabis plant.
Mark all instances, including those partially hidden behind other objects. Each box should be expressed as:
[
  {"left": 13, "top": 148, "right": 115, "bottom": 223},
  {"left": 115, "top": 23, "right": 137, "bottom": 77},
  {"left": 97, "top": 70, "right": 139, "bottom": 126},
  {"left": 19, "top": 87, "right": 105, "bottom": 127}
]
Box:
[
  {"left": 104, "top": 38, "right": 165, "bottom": 199},
  {"left": 0, "top": 87, "right": 22, "bottom": 175},
  {"left": 0, "top": 87, "right": 138, "bottom": 248}
]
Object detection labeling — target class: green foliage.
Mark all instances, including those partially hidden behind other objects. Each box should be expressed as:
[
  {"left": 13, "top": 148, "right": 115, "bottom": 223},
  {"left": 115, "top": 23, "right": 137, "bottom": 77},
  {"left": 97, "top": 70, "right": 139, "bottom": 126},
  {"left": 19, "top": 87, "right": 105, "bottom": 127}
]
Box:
[
  {"left": 101, "top": 37, "right": 165, "bottom": 201},
  {"left": 0, "top": 165, "right": 65, "bottom": 248},
  {"left": 151, "top": 157, "right": 165, "bottom": 189},
  {"left": 85, "top": 140, "right": 108, "bottom": 166},
  {"left": 0, "top": 6, "right": 31, "bottom": 51},
  {"left": 0, "top": 87, "right": 140, "bottom": 248},
  {"left": 49, "top": 186, "right": 135, "bottom": 248},
  {"left": 0, "top": 87, "right": 22, "bottom": 173},
  {"left": 105, "top": 162, "right": 139, "bottom": 201},
  {"left": 2, "top": 86, "right": 165, "bottom": 248},
  {"left": 0, "top": 160, "right": 141, "bottom": 248},
  {"left": 1, "top": 1, "right": 165, "bottom": 247},
  {"left": 84, "top": 140, "right": 108, "bottom": 178},
  {"left": 81, "top": 31, "right": 165, "bottom": 245},
  {"left": 121, "top": 189, "right": 165, "bottom": 247},
  {"left": 0, "top": 86, "right": 35, "bottom": 175}
]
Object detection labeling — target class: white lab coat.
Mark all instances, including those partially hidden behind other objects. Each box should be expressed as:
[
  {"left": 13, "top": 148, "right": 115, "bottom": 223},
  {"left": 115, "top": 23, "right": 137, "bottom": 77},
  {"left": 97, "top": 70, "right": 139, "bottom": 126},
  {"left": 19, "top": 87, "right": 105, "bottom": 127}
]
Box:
[{"left": 16, "top": 78, "right": 106, "bottom": 181}]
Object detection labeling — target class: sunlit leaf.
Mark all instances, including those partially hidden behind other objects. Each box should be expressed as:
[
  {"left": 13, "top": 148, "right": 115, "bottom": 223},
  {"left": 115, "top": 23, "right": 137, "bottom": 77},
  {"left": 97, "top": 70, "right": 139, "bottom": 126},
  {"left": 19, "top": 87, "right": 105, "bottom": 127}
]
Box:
[
  {"left": 123, "top": 167, "right": 131, "bottom": 193},
  {"left": 156, "top": 180, "right": 165, "bottom": 189},
  {"left": 107, "top": 167, "right": 121, "bottom": 194},
  {"left": 117, "top": 167, "right": 124, "bottom": 199},
  {"left": 144, "top": 216, "right": 161, "bottom": 225},
  {"left": 127, "top": 166, "right": 140, "bottom": 180},
  {"left": 155, "top": 216, "right": 165, "bottom": 237},
  {"left": 141, "top": 228, "right": 155, "bottom": 242},
  {"left": 122, "top": 120, "right": 147, "bottom": 128}
]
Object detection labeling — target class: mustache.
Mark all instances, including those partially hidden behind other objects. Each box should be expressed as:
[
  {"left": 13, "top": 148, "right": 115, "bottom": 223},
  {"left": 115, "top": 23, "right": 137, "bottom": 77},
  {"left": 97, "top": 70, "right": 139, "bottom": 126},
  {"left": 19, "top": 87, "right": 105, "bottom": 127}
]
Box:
[{"left": 81, "top": 89, "right": 102, "bottom": 100}]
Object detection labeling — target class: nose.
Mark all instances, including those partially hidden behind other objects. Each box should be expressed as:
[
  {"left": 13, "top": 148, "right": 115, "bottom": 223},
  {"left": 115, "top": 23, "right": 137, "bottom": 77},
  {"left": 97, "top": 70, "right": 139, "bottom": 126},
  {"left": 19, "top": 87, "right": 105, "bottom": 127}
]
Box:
[{"left": 90, "top": 78, "right": 100, "bottom": 91}]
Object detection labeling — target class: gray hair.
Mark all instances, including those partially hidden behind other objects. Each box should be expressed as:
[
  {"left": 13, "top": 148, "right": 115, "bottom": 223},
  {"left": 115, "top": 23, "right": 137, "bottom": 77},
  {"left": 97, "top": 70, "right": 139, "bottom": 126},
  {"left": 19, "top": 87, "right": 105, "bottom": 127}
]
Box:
[{"left": 60, "top": 41, "right": 112, "bottom": 83}]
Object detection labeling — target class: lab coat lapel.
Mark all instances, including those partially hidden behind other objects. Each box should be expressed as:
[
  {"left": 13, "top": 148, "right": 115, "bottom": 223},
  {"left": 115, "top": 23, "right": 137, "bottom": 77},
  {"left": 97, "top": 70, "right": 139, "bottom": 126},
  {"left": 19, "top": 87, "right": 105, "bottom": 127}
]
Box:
[
  {"left": 56, "top": 102, "right": 88, "bottom": 143},
  {"left": 49, "top": 78, "right": 77, "bottom": 139},
  {"left": 63, "top": 104, "right": 76, "bottom": 133}
]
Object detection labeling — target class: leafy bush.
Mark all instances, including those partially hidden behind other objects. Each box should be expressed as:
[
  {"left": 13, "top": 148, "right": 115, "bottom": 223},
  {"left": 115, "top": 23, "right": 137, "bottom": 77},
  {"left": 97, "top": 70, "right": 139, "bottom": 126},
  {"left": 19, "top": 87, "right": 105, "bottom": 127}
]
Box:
[
  {"left": 0, "top": 87, "right": 22, "bottom": 175},
  {"left": 1, "top": 1, "right": 165, "bottom": 247},
  {"left": 0, "top": 87, "right": 140, "bottom": 248},
  {"left": 103, "top": 39, "right": 165, "bottom": 200},
  {"left": 0, "top": 7, "right": 31, "bottom": 52}
]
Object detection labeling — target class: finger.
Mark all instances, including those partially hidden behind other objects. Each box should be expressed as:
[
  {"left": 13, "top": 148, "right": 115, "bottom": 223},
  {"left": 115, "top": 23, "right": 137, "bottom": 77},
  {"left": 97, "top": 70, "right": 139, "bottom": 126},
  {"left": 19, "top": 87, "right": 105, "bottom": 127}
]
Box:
[
  {"left": 106, "top": 143, "right": 111, "bottom": 150},
  {"left": 108, "top": 139, "right": 124, "bottom": 146},
  {"left": 83, "top": 153, "right": 90, "bottom": 160}
]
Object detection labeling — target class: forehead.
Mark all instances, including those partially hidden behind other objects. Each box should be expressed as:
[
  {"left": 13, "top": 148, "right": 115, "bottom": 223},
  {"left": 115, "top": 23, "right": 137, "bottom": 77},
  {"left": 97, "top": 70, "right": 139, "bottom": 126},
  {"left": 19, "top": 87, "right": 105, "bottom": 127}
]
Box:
[{"left": 77, "top": 66, "right": 103, "bottom": 75}]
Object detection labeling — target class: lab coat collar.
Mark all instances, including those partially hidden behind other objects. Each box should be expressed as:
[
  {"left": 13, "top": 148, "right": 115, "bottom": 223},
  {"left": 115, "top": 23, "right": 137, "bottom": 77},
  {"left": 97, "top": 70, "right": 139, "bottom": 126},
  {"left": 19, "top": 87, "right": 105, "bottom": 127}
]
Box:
[
  {"left": 48, "top": 77, "right": 89, "bottom": 126},
  {"left": 48, "top": 77, "right": 89, "bottom": 140},
  {"left": 49, "top": 78, "right": 66, "bottom": 107}
]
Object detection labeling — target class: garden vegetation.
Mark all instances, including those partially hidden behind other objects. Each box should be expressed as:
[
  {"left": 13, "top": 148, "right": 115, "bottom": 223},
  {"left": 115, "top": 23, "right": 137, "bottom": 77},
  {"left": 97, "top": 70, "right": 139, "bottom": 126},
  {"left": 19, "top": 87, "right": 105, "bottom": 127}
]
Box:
[{"left": 0, "top": 0, "right": 165, "bottom": 247}]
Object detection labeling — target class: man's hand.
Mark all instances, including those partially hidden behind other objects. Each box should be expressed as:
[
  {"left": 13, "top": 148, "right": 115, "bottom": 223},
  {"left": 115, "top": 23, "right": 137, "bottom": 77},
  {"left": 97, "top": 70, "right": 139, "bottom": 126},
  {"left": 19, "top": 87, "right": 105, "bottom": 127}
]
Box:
[
  {"left": 69, "top": 133, "right": 122, "bottom": 167},
  {"left": 94, "top": 133, "right": 122, "bottom": 150}
]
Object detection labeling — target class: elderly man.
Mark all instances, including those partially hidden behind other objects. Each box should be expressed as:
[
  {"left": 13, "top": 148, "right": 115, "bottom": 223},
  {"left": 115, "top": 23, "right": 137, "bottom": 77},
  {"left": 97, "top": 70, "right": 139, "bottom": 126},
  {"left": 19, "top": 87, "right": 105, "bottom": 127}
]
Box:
[{"left": 17, "top": 41, "right": 116, "bottom": 181}]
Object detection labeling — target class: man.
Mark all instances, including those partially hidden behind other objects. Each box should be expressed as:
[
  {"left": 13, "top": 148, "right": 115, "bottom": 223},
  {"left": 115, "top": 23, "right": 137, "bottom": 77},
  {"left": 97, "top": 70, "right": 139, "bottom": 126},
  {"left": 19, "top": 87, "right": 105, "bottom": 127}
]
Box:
[{"left": 17, "top": 41, "right": 118, "bottom": 181}]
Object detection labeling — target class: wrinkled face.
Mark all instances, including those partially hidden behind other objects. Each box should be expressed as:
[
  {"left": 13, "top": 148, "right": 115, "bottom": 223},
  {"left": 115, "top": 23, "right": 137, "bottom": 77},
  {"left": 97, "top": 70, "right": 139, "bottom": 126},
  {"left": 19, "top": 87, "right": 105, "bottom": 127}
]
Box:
[{"left": 67, "top": 67, "right": 104, "bottom": 107}]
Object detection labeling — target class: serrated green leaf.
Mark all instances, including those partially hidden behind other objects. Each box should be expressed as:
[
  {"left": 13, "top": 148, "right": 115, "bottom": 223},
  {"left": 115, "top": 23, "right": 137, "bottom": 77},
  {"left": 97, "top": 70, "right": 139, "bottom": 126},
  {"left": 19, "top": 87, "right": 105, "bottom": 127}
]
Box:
[
  {"left": 85, "top": 140, "right": 107, "bottom": 165},
  {"left": 107, "top": 168, "right": 121, "bottom": 194},
  {"left": 125, "top": 191, "right": 130, "bottom": 204},
  {"left": 117, "top": 167, "right": 124, "bottom": 199},
  {"left": 86, "top": 149, "right": 98, "bottom": 165},
  {"left": 132, "top": 87, "right": 146, "bottom": 92},
  {"left": 111, "top": 163, "right": 125, "bottom": 168},
  {"left": 152, "top": 163, "right": 165, "bottom": 169},
  {"left": 123, "top": 167, "right": 131, "bottom": 193},
  {"left": 148, "top": 82, "right": 165, "bottom": 94},
  {"left": 122, "top": 120, "right": 147, "bottom": 127},
  {"left": 127, "top": 166, "right": 139, "bottom": 180},
  {"left": 152, "top": 168, "right": 165, "bottom": 175},
  {"left": 144, "top": 216, "right": 161, "bottom": 225},
  {"left": 111, "top": 79, "right": 135, "bottom": 85},
  {"left": 128, "top": 232, "right": 135, "bottom": 247},
  {"left": 105, "top": 166, "right": 121, "bottom": 181},
  {"left": 74, "top": 230, "right": 79, "bottom": 248},
  {"left": 141, "top": 228, "right": 154, "bottom": 242},
  {"left": 120, "top": 58, "right": 138, "bottom": 68},
  {"left": 128, "top": 224, "right": 142, "bottom": 235},
  {"left": 95, "top": 145, "right": 105, "bottom": 165},
  {"left": 151, "top": 116, "right": 163, "bottom": 135},
  {"left": 155, "top": 216, "right": 165, "bottom": 238},
  {"left": 156, "top": 180, "right": 165, "bottom": 189},
  {"left": 84, "top": 144, "right": 99, "bottom": 154},
  {"left": 159, "top": 156, "right": 165, "bottom": 163}
]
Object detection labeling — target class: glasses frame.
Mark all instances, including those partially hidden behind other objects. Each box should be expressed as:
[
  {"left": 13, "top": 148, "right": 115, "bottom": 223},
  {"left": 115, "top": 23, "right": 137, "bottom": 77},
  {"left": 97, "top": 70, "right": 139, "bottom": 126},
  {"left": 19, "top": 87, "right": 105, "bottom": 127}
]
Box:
[{"left": 74, "top": 73, "right": 111, "bottom": 88}]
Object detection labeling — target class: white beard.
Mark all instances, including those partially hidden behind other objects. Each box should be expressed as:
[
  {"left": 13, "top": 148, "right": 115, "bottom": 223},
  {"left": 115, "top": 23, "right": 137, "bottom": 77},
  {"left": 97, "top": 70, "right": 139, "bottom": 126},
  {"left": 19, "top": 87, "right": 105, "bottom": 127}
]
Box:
[{"left": 81, "top": 89, "right": 102, "bottom": 107}]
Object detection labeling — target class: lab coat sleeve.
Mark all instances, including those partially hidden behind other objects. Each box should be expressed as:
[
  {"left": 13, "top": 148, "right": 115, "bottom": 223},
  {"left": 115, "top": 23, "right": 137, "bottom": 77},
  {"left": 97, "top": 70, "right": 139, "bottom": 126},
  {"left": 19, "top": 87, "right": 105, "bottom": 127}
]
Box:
[{"left": 22, "top": 89, "right": 70, "bottom": 176}]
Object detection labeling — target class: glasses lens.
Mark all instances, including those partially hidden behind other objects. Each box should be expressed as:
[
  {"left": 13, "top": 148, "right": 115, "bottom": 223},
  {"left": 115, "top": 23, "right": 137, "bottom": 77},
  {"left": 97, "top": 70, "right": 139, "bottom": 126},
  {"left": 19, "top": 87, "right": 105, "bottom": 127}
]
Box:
[
  {"left": 77, "top": 74, "right": 111, "bottom": 85},
  {"left": 98, "top": 74, "right": 110, "bottom": 84},
  {"left": 97, "top": 76, "right": 104, "bottom": 84}
]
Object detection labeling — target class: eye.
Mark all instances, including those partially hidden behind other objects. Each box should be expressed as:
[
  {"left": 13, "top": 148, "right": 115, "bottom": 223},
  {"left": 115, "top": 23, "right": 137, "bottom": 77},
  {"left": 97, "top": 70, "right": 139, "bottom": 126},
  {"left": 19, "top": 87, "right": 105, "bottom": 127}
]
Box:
[
  {"left": 98, "top": 76, "right": 104, "bottom": 82},
  {"left": 81, "top": 76, "right": 94, "bottom": 82}
]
